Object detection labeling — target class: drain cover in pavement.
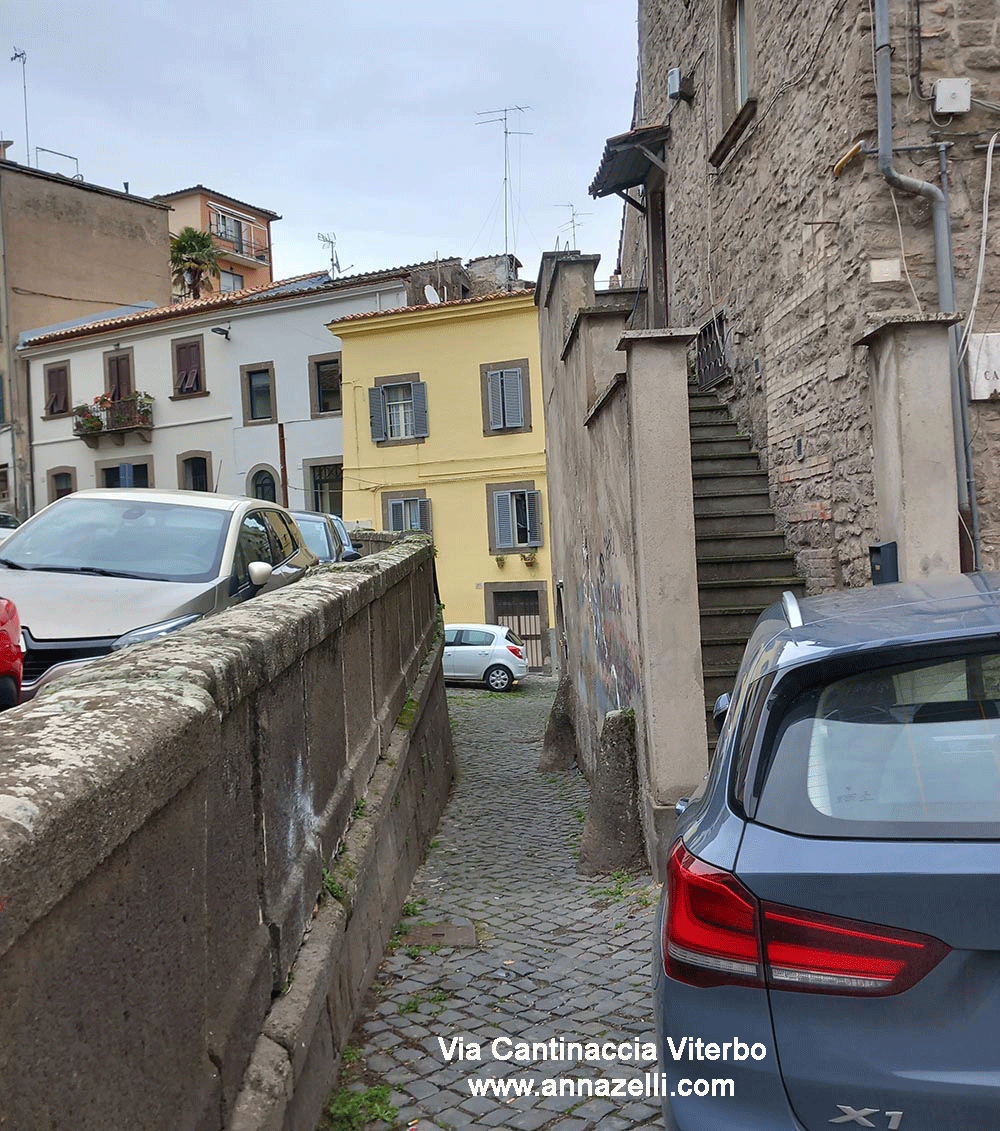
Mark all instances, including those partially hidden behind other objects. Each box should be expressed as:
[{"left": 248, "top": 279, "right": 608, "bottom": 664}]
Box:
[{"left": 402, "top": 921, "right": 478, "bottom": 947}]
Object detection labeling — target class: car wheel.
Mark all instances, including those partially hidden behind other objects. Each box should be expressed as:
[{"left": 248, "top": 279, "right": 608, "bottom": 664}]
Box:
[
  {"left": 485, "top": 665, "right": 513, "bottom": 692},
  {"left": 0, "top": 676, "right": 18, "bottom": 710}
]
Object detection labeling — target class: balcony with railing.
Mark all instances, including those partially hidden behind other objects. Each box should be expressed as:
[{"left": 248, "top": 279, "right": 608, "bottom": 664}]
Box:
[
  {"left": 209, "top": 212, "right": 271, "bottom": 266},
  {"left": 73, "top": 393, "right": 154, "bottom": 448}
]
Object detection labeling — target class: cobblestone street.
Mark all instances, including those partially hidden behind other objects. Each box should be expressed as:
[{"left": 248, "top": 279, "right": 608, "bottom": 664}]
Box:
[{"left": 335, "top": 677, "right": 662, "bottom": 1131}]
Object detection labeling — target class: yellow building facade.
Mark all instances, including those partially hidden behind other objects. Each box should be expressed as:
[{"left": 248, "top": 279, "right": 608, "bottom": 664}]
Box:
[{"left": 332, "top": 292, "right": 554, "bottom": 671}]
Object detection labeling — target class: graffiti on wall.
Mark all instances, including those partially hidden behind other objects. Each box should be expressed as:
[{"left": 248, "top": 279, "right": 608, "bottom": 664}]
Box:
[{"left": 578, "top": 530, "right": 640, "bottom": 719}]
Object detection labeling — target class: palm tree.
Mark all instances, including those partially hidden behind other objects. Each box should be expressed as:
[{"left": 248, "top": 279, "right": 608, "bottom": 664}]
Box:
[{"left": 170, "top": 227, "right": 222, "bottom": 300}]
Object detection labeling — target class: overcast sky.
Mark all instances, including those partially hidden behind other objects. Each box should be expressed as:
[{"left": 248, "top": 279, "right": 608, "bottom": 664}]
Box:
[{"left": 1, "top": 1, "right": 637, "bottom": 287}]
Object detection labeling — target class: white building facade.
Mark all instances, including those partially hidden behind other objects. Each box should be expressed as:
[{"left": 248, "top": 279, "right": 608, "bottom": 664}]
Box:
[{"left": 17, "top": 269, "right": 429, "bottom": 515}]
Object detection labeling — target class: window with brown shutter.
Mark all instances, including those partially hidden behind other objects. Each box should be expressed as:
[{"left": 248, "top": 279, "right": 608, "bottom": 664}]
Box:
[
  {"left": 44, "top": 365, "right": 69, "bottom": 416},
  {"left": 174, "top": 339, "right": 203, "bottom": 395},
  {"left": 107, "top": 353, "right": 133, "bottom": 401}
]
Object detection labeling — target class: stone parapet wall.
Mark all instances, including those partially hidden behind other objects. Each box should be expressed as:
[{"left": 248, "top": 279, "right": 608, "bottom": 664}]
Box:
[
  {"left": 0, "top": 536, "right": 454, "bottom": 1131},
  {"left": 352, "top": 528, "right": 401, "bottom": 557}
]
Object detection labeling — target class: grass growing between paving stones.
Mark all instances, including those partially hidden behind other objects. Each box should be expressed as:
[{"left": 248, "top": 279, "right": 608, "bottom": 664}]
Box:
[
  {"left": 399, "top": 986, "right": 450, "bottom": 1015},
  {"left": 588, "top": 869, "right": 656, "bottom": 911},
  {"left": 318, "top": 1084, "right": 396, "bottom": 1131}
]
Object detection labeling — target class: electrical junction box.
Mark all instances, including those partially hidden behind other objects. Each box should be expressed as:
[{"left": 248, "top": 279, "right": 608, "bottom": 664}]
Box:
[
  {"left": 667, "top": 68, "right": 682, "bottom": 99},
  {"left": 934, "top": 78, "right": 972, "bottom": 114}
]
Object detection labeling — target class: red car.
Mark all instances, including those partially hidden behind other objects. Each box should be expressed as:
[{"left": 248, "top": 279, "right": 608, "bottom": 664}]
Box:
[{"left": 0, "top": 597, "right": 23, "bottom": 708}]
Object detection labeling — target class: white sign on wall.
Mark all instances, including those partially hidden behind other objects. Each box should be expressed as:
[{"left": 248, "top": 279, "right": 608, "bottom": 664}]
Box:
[{"left": 968, "top": 333, "right": 1000, "bottom": 401}]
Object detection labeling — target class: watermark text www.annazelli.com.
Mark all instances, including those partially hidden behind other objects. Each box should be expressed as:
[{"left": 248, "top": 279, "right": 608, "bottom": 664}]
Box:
[{"left": 438, "top": 1034, "right": 767, "bottom": 1100}]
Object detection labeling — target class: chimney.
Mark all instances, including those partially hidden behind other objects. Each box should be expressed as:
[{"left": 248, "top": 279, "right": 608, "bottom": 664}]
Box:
[{"left": 0, "top": 140, "right": 13, "bottom": 162}]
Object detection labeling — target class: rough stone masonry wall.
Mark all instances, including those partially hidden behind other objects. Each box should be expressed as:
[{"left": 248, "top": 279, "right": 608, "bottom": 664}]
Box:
[
  {"left": 0, "top": 537, "right": 454, "bottom": 1131},
  {"left": 621, "top": 0, "right": 1000, "bottom": 588}
]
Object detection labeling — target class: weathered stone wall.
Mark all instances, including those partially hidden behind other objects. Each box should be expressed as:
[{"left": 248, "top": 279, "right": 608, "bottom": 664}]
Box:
[
  {"left": 0, "top": 537, "right": 453, "bottom": 1131},
  {"left": 536, "top": 254, "right": 643, "bottom": 783},
  {"left": 620, "top": 0, "right": 1000, "bottom": 586},
  {"left": 353, "top": 528, "right": 400, "bottom": 557},
  {"left": 537, "top": 253, "right": 708, "bottom": 875}
]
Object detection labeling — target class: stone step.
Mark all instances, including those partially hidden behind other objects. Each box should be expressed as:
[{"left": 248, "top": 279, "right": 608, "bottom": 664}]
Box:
[
  {"left": 690, "top": 436, "right": 755, "bottom": 457},
  {"left": 692, "top": 453, "right": 764, "bottom": 476},
  {"left": 696, "top": 531, "right": 789, "bottom": 557},
  {"left": 694, "top": 470, "right": 771, "bottom": 495},
  {"left": 689, "top": 391, "right": 727, "bottom": 409},
  {"left": 689, "top": 419, "right": 744, "bottom": 441},
  {"left": 701, "top": 636, "right": 751, "bottom": 668},
  {"left": 697, "top": 553, "right": 798, "bottom": 583},
  {"left": 694, "top": 489, "right": 772, "bottom": 514},
  {"left": 688, "top": 403, "right": 732, "bottom": 424},
  {"left": 694, "top": 509, "right": 778, "bottom": 535},
  {"left": 698, "top": 577, "right": 806, "bottom": 610},
  {"left": 704, "top": 667, "right": 739, "bottom": 701},
  {"left": 700, "top": 605, "right": 772, "bottom": 638}
]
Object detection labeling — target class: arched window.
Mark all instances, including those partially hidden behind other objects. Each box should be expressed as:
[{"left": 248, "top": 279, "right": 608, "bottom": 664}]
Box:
[{"left": 252, "top": 469, "right": 277, "bottom": 502}]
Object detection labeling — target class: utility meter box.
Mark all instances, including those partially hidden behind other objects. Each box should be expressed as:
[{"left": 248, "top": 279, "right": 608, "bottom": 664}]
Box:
[{"left": 934, "top": 78, "right": 972, "bottom": 114}]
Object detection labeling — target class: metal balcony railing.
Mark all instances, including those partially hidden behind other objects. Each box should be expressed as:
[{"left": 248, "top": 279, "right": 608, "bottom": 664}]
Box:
[
  {"left": 73, "top": 395, "right": 154, "bottom": 439},
  {"left": 209, "top": 214, "right": 271, "bottom": 264}
]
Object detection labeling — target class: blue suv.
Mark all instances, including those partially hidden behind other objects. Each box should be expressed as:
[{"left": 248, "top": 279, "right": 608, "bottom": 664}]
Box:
[{"left": 654, "top": 573, "right": 1000, "bottom": 1131}]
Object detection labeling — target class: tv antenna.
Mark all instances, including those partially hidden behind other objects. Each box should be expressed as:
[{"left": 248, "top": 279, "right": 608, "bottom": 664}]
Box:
[
  {"left": 556, "top": 203, "right": 591, "bottom": 251},
  {"left": 476, "top": 104, "right": 531, "bottom": 290},
  {"left": 318, "top": 232, "right": 353, "bottom": 278},
  {"left": 10, "top": 48, "right": 30, "bottom": 166}
]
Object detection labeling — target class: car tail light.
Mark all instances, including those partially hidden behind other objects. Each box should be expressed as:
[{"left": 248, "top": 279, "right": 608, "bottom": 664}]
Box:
[
  {"left": 665, "top": 843, "right": 762, "bottom": 988},
  {"left": 762, "top": 905, "right": 950, "bottom": 995},
  {"left": 664, "top": 842, "right": 949, "bottom": 996},
  {"left": 506, "top": 644, "right": 524, "bottom": 659}
]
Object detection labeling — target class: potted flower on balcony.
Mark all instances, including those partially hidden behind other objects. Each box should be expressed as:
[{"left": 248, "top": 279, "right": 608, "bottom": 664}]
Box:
[
  {"left": 134, "top": 391, "right": 154, "bottom": 425},
  {"left": 72, "top": 401, "right": 103, "bottom": 434}
]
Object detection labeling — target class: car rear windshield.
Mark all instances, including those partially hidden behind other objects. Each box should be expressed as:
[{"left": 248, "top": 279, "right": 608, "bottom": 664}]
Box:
[
  {"left": 755, "top": 649, "right": 1000, "bottom": 839},
  {"left": 504, "top": 629, "right": 524, "bottom": 647},
  {"left": 295, "top": 518, "right": 333, "bottom": 560},
  {"left": 0, "top": 497, "right": 231, "bottom": 583}
]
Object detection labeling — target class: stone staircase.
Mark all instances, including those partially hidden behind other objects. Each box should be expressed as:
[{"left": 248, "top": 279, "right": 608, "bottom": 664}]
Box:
[{"left": 689, "top": 385, "right": 808, "bottom": 757}]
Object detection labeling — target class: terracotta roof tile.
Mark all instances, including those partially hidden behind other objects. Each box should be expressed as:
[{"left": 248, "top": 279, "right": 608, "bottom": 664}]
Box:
[
  {"left": 329, "top": 289, "right": 536, "bottom": 327},
  {"left": 18, "top": 258, "right": 470, "bottom": 348},
  {"left": 154, "top": 184, "right": 282, "bottom": 221}
]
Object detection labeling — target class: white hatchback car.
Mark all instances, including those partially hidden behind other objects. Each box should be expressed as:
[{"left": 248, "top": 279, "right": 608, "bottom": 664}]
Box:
[{"left": 443, "top": 623, "right": 528, "bottom": 691}]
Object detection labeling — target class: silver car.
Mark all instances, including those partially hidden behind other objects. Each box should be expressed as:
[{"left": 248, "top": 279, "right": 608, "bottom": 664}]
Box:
[
  {"left": 290, "top": 510, "right": 361, "bottom": 563},
  {"left": 0, "top": 489, "right": 318, "bottom": 699}
]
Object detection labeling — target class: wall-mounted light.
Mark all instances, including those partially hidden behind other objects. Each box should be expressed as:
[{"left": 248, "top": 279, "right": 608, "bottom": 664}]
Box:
[{"left": 210, "top": 325, "right": 231, "bottom": 340}]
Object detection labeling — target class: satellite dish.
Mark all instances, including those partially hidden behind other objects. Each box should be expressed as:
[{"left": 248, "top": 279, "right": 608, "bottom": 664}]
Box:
[{"left": 424, "top": 284, "right": 441, "bottom": 304}]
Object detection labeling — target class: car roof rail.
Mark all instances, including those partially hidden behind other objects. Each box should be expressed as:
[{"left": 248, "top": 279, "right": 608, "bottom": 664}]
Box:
[{"left": 781, "top": 590, "right": 803, "bottom": 628}]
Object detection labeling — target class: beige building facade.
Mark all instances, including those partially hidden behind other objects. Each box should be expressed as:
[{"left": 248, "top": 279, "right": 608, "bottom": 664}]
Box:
[
  {"left": 154, "top": 185, "right": 280, "bottom": 296},
  {"left": 0, "top": 149, "right": 172, "bottom": 516}
]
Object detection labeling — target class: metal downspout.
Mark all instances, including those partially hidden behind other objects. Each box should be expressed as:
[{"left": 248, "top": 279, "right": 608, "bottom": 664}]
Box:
[
  {"left": 938, "top": 143, "right": 982, "bottom": 568},
  {"left": 873, "top": 0, "right": 981, "bottom": 568}
]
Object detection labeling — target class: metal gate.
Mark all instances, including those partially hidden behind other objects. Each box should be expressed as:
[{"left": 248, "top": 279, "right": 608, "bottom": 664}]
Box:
[{"left": 493, "top": 590, "right": 543, "bottom": 670}]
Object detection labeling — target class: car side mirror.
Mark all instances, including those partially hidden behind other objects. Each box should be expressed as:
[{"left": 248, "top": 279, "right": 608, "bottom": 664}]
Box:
[
  {"left": 712, "top": 691, "right": 731, "bottom": 734},
  {"left": 248, "top": 560, "right": 273, "bottom": 590},
  {"left": 341, "top": 549, "right": 361, "bottom": 562}
]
